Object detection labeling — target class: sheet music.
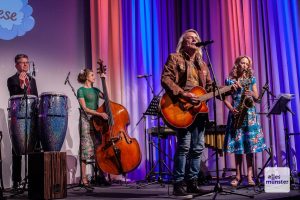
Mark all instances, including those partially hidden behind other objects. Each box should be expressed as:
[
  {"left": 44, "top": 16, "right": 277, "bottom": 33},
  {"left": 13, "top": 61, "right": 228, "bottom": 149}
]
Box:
[{"left": 144, "top": 96, "right": 160, "bottom": 116}]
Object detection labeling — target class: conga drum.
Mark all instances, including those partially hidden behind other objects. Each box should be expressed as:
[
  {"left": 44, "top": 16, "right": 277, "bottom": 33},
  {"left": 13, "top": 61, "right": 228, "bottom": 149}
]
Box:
[
  {"left": 8, "top": 95, "right": 38, "bottom": 155},
  {"left": 38, "top": 92, "right": 68, "bottom": 151}
]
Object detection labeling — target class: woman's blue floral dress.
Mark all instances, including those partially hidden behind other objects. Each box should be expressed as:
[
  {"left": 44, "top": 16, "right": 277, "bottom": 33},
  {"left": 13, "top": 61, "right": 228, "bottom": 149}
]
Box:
[{"left": 223, "top": 77, "right": 267, "bottom": 154}]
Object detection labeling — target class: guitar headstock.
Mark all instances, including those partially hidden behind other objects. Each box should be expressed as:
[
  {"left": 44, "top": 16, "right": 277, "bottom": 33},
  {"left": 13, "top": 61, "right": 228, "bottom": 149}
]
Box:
[{"left": 96, "top": 59, "right": 107, "bottom": 76}]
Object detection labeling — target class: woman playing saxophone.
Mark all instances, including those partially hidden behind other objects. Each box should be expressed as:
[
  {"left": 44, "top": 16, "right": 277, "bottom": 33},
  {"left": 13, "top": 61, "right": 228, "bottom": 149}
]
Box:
[{"left": 223, "top": 56, "right": 267, "bottom": 187}]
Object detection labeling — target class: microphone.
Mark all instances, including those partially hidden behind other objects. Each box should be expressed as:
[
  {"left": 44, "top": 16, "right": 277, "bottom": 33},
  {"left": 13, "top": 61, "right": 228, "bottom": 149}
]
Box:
[
  {"left": 195, "top": 40, "right": 214, "bottom": 47},
  {"left": 32, "top": 62, "right": 36, "bottom": 77},
  {"left": 64, "top": 72, "right": 70, "bottom": 85},
  {"left": 137, "top": 74, "right": 152, "bottom": 78}
]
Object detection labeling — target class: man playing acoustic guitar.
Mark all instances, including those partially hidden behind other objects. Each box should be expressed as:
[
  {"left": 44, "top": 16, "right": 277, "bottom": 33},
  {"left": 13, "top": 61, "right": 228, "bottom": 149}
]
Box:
[{"left": 161, "top": 29, "right": 238, "bottom": 197}]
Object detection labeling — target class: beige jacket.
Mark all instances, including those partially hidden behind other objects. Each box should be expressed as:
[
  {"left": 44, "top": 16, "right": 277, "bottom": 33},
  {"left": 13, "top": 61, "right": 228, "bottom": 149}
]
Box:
[{"left": 161, "top": 52, "right": 213, "bottom": 98}]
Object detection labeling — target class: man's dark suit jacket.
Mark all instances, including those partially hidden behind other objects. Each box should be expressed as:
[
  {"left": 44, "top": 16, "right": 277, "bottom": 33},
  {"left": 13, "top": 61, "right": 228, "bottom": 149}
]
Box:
[{"left": 7, "top": 73, "right": 38, "bottom": 97}]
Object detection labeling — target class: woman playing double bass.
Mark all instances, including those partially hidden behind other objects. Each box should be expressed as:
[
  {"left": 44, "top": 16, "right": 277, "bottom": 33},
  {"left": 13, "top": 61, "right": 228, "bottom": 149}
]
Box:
[
  {"left": 77, "top": 68, "right": 108, "bottom": 188},
  {"left": 93, "top": 59, "right": 141, "bottom": 176}
]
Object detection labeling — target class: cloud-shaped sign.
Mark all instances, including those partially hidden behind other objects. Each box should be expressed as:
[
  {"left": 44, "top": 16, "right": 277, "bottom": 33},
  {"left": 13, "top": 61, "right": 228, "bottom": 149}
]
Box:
[{"left": 0, "top": 0, "right": 35, "bottom": 40}]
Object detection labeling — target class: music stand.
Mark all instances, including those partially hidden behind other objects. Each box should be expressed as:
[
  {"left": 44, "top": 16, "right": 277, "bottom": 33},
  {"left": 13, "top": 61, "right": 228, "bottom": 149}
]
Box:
[
  {"left": 267, "top": 94, "right": 294, "bottom": 117},
  {"left": 267, "top": 94, "right": 295, "bottom": 178},
  {"left": 137, "top": 95, "right": 173, "bottom": 188}
]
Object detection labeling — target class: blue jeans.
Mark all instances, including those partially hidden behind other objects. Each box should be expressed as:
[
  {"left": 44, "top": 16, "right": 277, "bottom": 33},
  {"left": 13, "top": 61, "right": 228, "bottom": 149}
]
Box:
[{"left": 173, "top": 117, "right": 205, "bottom": 183}]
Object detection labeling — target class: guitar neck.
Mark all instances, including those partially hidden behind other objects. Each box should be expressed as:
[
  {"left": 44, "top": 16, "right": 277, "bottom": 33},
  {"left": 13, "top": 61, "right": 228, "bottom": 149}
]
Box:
[{"left": 199, "top": 86, "right": 232, "bottom": 101}]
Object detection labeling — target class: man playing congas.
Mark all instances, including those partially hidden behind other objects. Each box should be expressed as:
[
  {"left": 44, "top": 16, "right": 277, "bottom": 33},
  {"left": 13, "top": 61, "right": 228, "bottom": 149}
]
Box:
[{"left": 7, "top": 54, "right": 38, "bottom": 190}]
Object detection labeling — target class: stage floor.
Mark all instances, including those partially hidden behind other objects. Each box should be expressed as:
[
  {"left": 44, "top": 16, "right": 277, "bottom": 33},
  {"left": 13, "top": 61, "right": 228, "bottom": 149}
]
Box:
[{"left": 4, "top": 181, "right": 300, "bottom": 199}]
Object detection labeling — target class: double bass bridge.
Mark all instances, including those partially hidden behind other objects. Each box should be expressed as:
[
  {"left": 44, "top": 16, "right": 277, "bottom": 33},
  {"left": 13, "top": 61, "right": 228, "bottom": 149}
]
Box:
[{"left": 102, "top": 136, "right": 121, "bottom": 151}]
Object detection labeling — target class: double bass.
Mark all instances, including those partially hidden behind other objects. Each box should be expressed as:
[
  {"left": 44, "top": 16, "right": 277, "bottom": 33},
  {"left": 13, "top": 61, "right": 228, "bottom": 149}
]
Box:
[{"left": 93, "top": 59, "right": 141, "bottom": 175}]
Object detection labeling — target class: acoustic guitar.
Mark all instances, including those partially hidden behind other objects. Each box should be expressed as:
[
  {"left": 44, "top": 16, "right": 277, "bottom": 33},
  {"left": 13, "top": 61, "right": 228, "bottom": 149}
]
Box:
[{"left": 160, "top": 85, "right": 232, "bottom": 129}]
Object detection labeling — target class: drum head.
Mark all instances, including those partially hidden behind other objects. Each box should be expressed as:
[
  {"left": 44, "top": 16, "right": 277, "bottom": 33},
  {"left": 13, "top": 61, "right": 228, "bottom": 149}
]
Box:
[
  {"left": 9, "top": 94, "right": 37, "bottom": 100},
  {"left": 40, "top": 92, "right": 67, "bottom": 98}
]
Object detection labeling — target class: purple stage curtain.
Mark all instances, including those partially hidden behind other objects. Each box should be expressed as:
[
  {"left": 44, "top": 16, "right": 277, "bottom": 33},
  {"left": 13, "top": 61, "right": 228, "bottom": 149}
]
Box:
[{"left": 90, "top": 0, "right": 300, "bottom": 180}]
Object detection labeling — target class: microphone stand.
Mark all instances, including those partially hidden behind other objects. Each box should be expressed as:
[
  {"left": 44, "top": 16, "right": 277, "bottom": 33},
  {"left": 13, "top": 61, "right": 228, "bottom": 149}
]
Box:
[
  {"left": 136, "top": 76, "right": 155, "bottom": 127},
  {"left": 134, "top": 76, "right": 154, "bottom": 186},
  {"left": 136, "top": 76, "right": 163, "bottom": 126},
  {"left": 134, "top": 76, "right": 170, "bottom": 188},
  {"left": 255, "top": 82, "right": 276, "bottom": 189},
  {"left": 195, "top": 45, "right": 253, "bottom": 199},
  {"left": 65, "top": 78, "right": 93, "bottom": 191}
]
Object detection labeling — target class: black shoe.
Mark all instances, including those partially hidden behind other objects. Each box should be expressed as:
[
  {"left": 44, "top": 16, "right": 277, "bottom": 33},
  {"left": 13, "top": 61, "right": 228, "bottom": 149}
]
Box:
[
  {"left": 173, "top": 182, "right": 193, "bottom": 198},
  {"left": 12, "top": 181, "right": 21, "bottom": 190},
  {"left": 101, "top": 178, "right": 111, "bottom": 186},
  {"left": 186, "top": 179, "right": 211, "bottom": 194},
  {"left": 97, "top": 176, "right": 111, "bottom": 186}
]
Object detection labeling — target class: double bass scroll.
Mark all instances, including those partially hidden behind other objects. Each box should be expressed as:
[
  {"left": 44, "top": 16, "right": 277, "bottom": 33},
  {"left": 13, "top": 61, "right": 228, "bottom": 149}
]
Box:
[{"left": 93, "top": 59, "right": 142, "bottom": 175}]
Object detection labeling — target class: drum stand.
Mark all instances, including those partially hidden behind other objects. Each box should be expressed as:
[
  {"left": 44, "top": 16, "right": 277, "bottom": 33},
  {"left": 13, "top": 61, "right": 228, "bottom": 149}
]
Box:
[
  {"left": 8, "top": 85, "right": 32, "bottom": 198},
  {"left": 0, "top": 131, "right": 6, "bottom": 200},
  {"left": 65, "top": 78, "right": 94, "bottom": 192}
]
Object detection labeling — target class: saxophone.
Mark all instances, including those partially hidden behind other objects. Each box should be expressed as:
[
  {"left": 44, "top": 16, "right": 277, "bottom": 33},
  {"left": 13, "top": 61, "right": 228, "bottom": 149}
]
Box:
[{"left": 233, "top": 75, "right": 254, "bottom": 130}]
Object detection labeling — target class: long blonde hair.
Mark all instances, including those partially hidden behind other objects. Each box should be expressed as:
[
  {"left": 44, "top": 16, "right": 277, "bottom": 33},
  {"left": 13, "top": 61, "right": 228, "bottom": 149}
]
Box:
[
  {"left": 176, "top": 29, "right": 203, "bottom": 59},
  {"left": 229, "top": 55, "right": 254, "bottom": 79}
]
